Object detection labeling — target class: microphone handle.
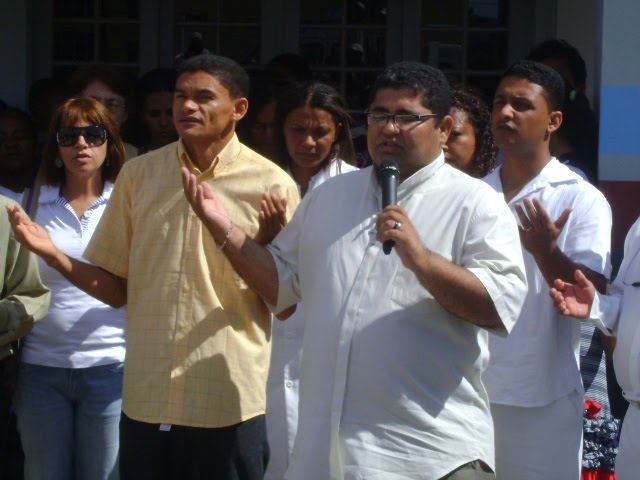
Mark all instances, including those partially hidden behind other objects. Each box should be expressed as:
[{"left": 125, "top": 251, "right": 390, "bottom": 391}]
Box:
[
  {"left": 381, "top": 176, "right": 398, "bottom": 255},
  {"left": 383, "top": 239, "right": 395, "bottom": 255}
]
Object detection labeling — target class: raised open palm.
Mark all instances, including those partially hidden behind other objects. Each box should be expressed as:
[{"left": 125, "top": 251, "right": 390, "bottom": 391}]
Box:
[
  {"left": 549, "top": 269, "right": 595, "bottom": 318},
  {"left": 181, "top": 167, "right": 232, "bottom": 239},
  {"left": 6, "top": 205, "right": 58, "bottom": 259}
]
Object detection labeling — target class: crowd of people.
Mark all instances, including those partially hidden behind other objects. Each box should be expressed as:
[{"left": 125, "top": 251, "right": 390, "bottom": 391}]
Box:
[{"left": 0, "top": 38, "right": 637, "bottom": 480}]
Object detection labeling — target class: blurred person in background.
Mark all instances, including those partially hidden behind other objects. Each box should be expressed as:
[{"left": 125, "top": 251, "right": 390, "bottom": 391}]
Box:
[
  {"left": 443, "top": 85, "right": 497, "bottom": 178},
  {"left": 0, "top": 108, "right": 39, "bottom": 204},
  {"left": 529, "top": 39, "right": 598, "bottom": 182},
  {"left": 69, "top": 64, "right": 138, "bottom": 160},
  {"left": 134, "top": 68, "right": 178, "bottom": 155},
  {"left": 238, "top": 70, "right": 279, "bottom": 162}
]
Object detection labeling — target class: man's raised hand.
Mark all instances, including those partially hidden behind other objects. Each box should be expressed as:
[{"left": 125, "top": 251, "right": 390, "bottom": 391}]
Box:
[
  {"left": 181, "top": 167, "right": 232, "bottom": 242},
  {"left": 515, "top": 197, "right": 571, "bottom": 256}
]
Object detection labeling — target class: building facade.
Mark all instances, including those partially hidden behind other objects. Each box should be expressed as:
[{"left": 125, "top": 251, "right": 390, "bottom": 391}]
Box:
[{"left": 1, "top": 0, "right": 638, "bottom": 248}]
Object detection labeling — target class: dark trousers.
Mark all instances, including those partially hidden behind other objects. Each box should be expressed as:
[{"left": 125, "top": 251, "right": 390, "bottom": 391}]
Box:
[
  {"left": 0, "top": 355, "right": 23, "bottom": 480},
  {"left": 119, "top": 412, "right": 269, "bottom": 480}
]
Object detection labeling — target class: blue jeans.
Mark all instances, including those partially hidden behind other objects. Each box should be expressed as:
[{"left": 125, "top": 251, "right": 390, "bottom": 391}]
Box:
[{"left": 13, "top": 362, "right": 123, "bottom": 480}]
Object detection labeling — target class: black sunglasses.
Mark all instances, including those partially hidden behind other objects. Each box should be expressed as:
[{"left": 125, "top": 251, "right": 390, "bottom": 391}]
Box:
[{"left": 56, "top": 125, "right": 107, "bottom": 147}]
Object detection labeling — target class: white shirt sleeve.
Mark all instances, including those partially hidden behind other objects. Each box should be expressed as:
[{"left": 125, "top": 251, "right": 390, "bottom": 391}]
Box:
[
  {"left": 464, "top": 190, "right": 528, "bottom": 336},
  {"left": 266, "top": 194, "right": 313, "bottom": 314}
]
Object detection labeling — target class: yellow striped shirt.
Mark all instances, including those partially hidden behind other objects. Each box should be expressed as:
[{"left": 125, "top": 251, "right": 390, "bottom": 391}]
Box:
[{"left": 84, "top": 135, "right": 299, "bottom": 427}]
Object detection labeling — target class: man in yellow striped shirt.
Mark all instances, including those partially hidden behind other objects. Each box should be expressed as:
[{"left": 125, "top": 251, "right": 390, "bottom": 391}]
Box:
[{"left": 8, "top": 54, "right": 299, "bottom": 479}]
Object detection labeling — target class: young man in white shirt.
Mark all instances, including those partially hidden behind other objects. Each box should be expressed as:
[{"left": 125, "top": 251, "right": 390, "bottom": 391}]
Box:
[{"left": 483, "top": 60, "right": 612, "bottom": 479}]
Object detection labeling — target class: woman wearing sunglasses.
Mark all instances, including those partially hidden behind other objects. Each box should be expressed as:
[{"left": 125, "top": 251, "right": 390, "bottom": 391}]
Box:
[{"left": 12, "top": 98, "right": 126, "bottom": 480}]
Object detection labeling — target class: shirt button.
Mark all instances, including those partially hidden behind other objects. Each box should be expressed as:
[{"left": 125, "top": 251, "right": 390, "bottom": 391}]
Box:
[{"left": 285, "top": 381, "right": 293, "bottom": 388}]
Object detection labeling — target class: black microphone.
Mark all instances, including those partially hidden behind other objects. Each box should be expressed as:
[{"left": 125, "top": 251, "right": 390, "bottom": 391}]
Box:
[{"left": 377, "top": 160, "right": 400, "bottom": 255}]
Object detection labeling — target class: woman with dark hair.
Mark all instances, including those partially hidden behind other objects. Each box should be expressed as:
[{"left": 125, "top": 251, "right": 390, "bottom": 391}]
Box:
[
  {"left": 443, "top": 85, "right": 497, "bottom": 178},
  {"left": 12, "top": 98, "right": 126, "bottom": 480},
  {"left": 134, "top": 68, "right": 178, "bottom": 154},
  {"left": 275, "top": 81, "right": 357, "bottom": 195},
  {"left": 262, "top": 81, "right": 358, "bottom": 480}
]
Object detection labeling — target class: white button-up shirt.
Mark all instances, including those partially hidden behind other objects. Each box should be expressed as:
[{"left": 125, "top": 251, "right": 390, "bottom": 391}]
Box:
[
  {"left": 591, "top": 216, "right": 640, "bottom": 404},
  {"left": 268, "top": 155, "right": 527, "bottom": 479},
  {"left": 483, "top": 158, "right": 612, "bottom": 407},
  {"left": 265, "top": 159, "right": 358, "bottom": 480}
]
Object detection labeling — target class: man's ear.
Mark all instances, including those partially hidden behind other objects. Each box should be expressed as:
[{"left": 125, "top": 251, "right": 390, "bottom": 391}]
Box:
[
  {"left": 548, "top": 110, "right": 563, "bottom": 133},
  {"left": 438, "top": 114, "right": 454, "bottom": 143},
  {"left": 233, "top": 97, "right": 249, "bottom": 121}
]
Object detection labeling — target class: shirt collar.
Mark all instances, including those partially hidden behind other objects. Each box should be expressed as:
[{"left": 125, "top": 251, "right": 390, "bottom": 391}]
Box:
[
  {"left": 485, "top": 157, "right": 583, "bottom": 205},
  {"left": 177, "top": 134, "right": 241, "bottom": 180},
  {"left": 38, "top": 181, "right": 114, "bottom": 205},
  {"left": 307, "top": 159, "right": 342, "bottom": 191}
]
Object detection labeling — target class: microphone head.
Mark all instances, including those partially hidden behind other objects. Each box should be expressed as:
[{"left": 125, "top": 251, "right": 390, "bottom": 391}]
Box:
[{"left": 377, "top": 159, "right": 400, "bottom": 184}]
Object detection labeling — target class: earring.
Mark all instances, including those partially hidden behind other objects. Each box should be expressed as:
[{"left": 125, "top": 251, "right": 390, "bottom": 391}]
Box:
[{"left": 55, "top": 157, "right": 63, "bottom": 168}]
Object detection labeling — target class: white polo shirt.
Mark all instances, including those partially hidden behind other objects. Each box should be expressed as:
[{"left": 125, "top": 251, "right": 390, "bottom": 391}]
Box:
[{"left": 20, "top": 183, "right": 126, "bottom": 368}]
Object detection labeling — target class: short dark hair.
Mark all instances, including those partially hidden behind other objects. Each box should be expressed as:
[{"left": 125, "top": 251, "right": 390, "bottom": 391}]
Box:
[
  {"left": 451, "top": 85, "right": 496, "bottom": 178},
  {"left": 42, "top": 98, "right": 125, "bottom": 186},
  {"left": 275, "top": 81, "right": 356, "bottom": 171},
  {"left": 500, "top": 60, "right": 565, "bottom": 111},
  {"left": 528, "top": 38, "right": 587, "bottom": 88},
  {"left": 369, "top": 62, "right": 453, "bottom": 120},
  {"left": 176, "top": 53, "right": 250, "bottom": 99}
]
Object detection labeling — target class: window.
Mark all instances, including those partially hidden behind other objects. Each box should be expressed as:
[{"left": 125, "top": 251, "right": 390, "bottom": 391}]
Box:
[
  {"left": 421, "top": 0, "right": 510, "bottom": 95},
  {"left": 52, "top": 0, "right": 141, "bottom": 77},
  {"left": 300, "top": 0, "right": 388, "bottom": 110},
  {"left": 174, "top": 0, "right": 261, "bottom": 66}
]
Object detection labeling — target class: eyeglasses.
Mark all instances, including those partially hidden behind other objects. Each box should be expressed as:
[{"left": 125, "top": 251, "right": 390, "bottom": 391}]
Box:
[
  {"left": 365, "top": 111, "right": 439, "bottom": 129},
  {"left": 56, "top": 125, "right": 108, "bottom": 147}
]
